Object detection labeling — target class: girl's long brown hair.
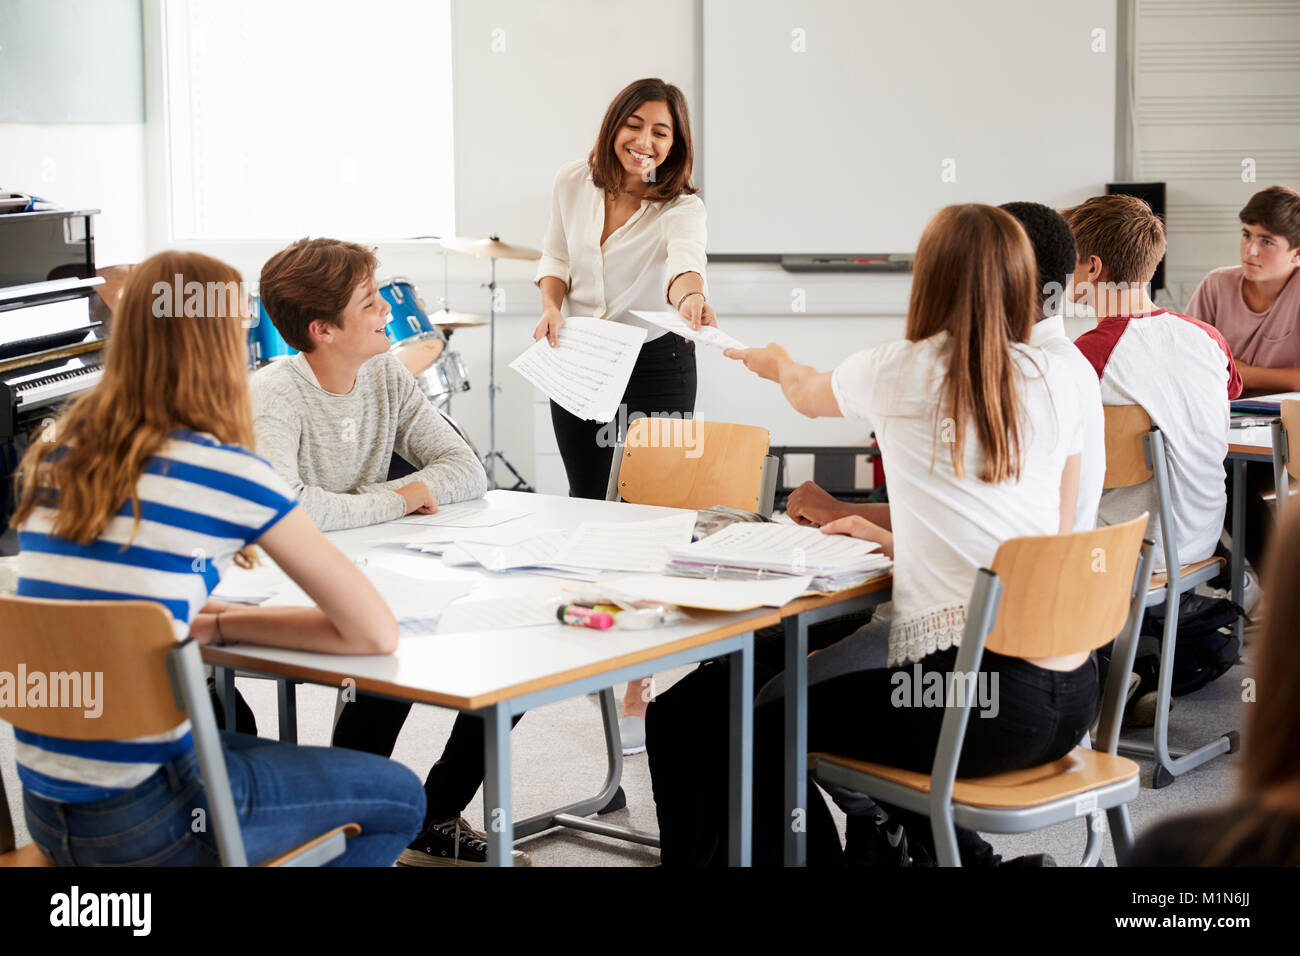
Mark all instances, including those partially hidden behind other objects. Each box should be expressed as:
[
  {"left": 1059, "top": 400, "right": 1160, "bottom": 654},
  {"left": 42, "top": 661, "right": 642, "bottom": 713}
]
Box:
[
  {"left": 1196, "top": 506, "right": 1300, "bottom": 866},
  {"left": 905, "top": 204, "right": 1038, "bottom": 483},
  {"left": 588, "top": 77, "right": 697, "bottom": 202},
  {"left": 11, "top": 250, "right": 257, "bottom": 565},
  {"left": 1241, "top": 505, "right": 1300, "bottom": 795}
]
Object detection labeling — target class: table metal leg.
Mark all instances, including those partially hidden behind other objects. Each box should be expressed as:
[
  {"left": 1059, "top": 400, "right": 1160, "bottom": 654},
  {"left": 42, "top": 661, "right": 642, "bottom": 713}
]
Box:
[
  {"left": 783, "top": 614, "right": 808, "bottom": 867},
  {"left": 277, "top": 679, "right": 298, "bottom": 744},
  {"left": 1231, "top": 457, "right": 1246, "bottom": 645},
  {"left": 482, "top": 702, "right": 514, "bottom": 867},
  {"left": 727, "top": 636, "right": 754, "bottom": 867},
  {"left": 215, "top": 665, "right": 236, "bottom": 730}
]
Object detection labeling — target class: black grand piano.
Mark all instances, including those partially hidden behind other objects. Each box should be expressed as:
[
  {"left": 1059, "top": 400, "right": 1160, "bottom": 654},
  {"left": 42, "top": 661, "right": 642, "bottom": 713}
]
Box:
[{"left": 0, "top": 207, "right": 108, "bottom": 552}]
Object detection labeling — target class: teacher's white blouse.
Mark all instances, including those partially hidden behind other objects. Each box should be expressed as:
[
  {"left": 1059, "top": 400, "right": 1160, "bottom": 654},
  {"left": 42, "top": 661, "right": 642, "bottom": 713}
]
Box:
[{"left": 534, "top": 159, "right": 708, "bottom": 341}]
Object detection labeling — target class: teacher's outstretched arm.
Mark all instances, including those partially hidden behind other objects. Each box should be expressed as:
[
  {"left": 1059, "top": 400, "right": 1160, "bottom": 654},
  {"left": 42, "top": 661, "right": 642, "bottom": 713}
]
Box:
[{"left": 724, "top": 343, "right": 842, "bottom": 419}]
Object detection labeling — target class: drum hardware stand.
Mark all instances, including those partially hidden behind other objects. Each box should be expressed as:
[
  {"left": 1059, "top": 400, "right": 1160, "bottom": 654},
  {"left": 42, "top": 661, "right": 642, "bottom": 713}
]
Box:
[{"left": 483, "top": 250, "right": 533, "bottom": 491}]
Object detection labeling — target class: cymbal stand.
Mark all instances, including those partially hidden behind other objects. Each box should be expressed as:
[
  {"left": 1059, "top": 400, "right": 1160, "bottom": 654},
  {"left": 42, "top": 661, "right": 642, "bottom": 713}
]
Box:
[{"left": 483, "top": 253, "right": 532, "bottom": 492}]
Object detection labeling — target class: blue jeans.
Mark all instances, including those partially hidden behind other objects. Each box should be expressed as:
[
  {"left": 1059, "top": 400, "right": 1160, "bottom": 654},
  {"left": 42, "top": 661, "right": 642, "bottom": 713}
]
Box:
[{"left": 23, "top": 731, "right": 425, "bottom": 866}]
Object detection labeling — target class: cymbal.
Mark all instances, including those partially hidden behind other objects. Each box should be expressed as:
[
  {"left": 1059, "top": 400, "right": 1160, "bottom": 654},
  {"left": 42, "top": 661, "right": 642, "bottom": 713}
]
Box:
[
  {"left": 439, "top": 235, "right": 541, "bottom": 261},
  {"left": 430, "top": 309, "right": 489, "bottom": 329}
]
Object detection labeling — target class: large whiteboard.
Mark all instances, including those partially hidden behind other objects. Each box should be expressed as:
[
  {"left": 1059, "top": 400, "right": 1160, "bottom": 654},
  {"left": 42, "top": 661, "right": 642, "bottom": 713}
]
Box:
[{"left": 702, "top": 0, "right": 1118, "bottom": 254}]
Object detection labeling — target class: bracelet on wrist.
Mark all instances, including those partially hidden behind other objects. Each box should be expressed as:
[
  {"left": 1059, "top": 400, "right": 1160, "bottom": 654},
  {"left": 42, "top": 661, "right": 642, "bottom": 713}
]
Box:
[{"left": 675, "top": 290, "right": 705, "bottom": 311}]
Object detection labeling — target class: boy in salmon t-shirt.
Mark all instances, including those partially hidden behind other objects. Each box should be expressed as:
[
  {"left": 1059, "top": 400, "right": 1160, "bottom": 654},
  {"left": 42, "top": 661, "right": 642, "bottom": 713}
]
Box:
[{"left": 1187, "top": 185, "right": 1300, "bottom": 570}]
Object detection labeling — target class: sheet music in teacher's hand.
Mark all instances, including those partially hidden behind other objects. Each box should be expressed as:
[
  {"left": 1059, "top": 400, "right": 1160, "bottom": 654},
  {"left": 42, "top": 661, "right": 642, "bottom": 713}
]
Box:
[
  {"left": 508, "top": 315, "right": 647, "bottom": 422},
  {"left": 630, "top": 310, "right": 750, "bottom": 351}
]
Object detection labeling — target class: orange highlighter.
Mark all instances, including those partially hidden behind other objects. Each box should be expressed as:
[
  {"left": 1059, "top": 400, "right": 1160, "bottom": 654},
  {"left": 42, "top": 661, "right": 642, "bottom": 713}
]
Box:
[{"left": 557, "top": 603, "right": 615, "bottom": 630}]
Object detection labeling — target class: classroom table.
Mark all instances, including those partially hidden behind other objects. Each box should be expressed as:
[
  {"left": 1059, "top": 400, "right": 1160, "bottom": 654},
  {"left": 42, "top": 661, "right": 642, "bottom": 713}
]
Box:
[{"left": 203, "top": 490, "right": 892, "bottom": 866}]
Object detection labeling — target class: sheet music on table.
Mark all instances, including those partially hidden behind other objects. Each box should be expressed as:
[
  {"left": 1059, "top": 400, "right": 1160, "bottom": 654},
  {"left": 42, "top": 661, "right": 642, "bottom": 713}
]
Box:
[
  {"left": 398, "top": 502, "right": 529, "bottom": 529},
  {"left": 671, "top": 522, "right": 885, "bottom": 571},
  {"left": 508, "top": 315, "right": 647, "bottom": 422},
  {"left": 556, "top": 512, "right": 696, "bottom": 573},
  {"left": 435, "top": 513, "right": 696, "bottom": 576},
  {"left": 437, "top": 596, "right": 560, "bottom": 633}
]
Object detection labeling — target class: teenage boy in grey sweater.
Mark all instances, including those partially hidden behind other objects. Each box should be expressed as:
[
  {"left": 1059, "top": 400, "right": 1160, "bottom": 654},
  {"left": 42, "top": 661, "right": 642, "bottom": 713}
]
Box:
[{"left": 252, "top": 238, "right": 525, "bottom": 866}]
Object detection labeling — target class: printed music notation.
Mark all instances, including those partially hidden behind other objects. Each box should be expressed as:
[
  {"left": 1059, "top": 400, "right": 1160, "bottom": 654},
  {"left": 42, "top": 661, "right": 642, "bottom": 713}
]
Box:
[{"left": 509, "top": 315, "right": 646, "bottom": 421}]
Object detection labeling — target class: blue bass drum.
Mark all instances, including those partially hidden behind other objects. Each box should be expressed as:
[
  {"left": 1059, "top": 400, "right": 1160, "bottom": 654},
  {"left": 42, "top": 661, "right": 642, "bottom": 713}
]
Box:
[
  {"left": 379, "top": 278, "right": 446, "bottom": 350},
  {"left": 247, "top": 295, "right": 297, "bottom": 366}
]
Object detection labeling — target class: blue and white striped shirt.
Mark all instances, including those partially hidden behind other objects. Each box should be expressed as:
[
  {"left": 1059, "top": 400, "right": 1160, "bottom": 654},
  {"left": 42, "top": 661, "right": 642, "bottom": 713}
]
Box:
[{"left": 14, "top": 430, "right": 297, "bottom": 802}]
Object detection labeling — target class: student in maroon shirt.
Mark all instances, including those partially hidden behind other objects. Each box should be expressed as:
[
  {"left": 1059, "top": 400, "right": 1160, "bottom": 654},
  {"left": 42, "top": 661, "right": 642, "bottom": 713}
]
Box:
[
  {"left": 1187, "top": 185, "right": 1300, "bottom": 570},
  {"left": 1188, "top": 185, "right": 1300, "bottom": 393}
]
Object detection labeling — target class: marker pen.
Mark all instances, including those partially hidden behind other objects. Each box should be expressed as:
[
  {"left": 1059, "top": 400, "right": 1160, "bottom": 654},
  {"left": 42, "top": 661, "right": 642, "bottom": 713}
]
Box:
[{"left": 557, "top": 604, "right": 615, "bottom": 629}]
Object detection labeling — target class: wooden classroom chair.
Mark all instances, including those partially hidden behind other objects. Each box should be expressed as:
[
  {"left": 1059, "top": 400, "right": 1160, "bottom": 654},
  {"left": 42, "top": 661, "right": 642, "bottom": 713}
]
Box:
[
  {"left": 1104, "top": 405, "right": 1235, "bottom": 788},
  {"left": 0, "top": 596, "right": 358, "bottom": 867},
  {"left": 811, "top": 514, "right": 1154, "bottom": 866},
  {"left": 606, "top": 417, "right": 778, "bottom": 517}
]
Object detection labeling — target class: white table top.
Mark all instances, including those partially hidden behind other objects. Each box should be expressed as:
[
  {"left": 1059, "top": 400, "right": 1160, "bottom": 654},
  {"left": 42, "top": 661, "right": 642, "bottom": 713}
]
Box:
[{"left": 205, "top": 491, "right": 783, "bottom": 709}]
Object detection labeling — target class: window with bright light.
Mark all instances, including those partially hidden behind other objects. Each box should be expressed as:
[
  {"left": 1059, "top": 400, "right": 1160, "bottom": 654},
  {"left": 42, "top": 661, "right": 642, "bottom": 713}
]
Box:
[{"left": 162, "top": 0, "right": 454, "bottom": 241}]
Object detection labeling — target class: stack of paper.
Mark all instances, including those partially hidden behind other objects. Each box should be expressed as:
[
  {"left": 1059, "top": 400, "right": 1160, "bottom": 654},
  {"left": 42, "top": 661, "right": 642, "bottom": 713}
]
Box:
[
  {"left": 509, "top": 315, "right": 647, "bottom": 422},
  {"left": 424, "top": 512, "right": 697, "bottom": 577},
  {"left": 667, "top": 523, "right": 891, "bottom": 592}
]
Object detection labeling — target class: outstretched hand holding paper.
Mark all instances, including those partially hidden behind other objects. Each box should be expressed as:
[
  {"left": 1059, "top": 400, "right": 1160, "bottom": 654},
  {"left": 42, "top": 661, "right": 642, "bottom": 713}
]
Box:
[
  {"left": 509, "top": 315, "right": 646, "bottom": 422},
  {"left": 630, "top": 310, "right": 750, "bottom": 351}
]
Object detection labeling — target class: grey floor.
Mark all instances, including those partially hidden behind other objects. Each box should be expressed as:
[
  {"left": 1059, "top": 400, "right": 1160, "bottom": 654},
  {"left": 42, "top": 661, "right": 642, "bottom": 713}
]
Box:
[{"left": 0, "top": 647, "right": 1251, "bottom": 867}]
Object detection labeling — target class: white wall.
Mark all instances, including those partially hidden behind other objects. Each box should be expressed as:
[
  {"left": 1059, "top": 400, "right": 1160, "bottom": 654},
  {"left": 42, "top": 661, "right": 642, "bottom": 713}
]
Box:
[
  {"left": 0, "top": 124, "right": 148, "bottom": 266},
  {"left": 1, "top": 0, "right": 1103, "bottom": 498}
]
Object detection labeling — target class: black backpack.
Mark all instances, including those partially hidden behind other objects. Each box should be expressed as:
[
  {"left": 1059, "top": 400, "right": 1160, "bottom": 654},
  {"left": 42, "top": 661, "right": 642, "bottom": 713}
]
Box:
[{"left": 1140, "top": 595, "right": 1243, "bottom": 697}]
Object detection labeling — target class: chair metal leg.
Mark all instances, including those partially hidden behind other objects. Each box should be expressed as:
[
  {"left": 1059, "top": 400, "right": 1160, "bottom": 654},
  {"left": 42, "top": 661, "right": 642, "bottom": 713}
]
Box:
[
  {"left": 1108, "top": 804, "right": 1135, "bottom": 864},
  {"left": 1134, "top": 588, "right": 1233, "bottom": 785},
  {"left": 1230, "top": 457, "right": 1246, "bottom": 648},
  {"left": 513, "top": 686, "right": 637, "bottom": 840},
  {"left": 931, "top": 807, "right": 962, "bottom": 867},
  {"left": 1080, "top": 812, "right": 1105, "bottom": 867}
]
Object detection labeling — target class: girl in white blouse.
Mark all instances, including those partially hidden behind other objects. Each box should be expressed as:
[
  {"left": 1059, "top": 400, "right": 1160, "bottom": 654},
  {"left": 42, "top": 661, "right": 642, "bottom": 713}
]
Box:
[
  {"left": 648, "top": 204, "right": 1092, "bottom": 865},
  {"left": 534, "top": 78, "right": 714, "bottom": 747}
]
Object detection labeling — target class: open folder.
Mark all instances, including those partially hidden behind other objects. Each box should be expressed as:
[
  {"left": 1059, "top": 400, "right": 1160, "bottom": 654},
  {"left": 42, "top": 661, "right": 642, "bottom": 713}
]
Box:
[{"left": 667, "top": 522, "right": 891, "bottom": 592}]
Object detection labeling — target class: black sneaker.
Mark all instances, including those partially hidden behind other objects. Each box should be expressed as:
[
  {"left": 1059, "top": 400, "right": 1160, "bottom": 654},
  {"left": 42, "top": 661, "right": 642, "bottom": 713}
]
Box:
[{"left": 397, "top": 816, "right": 533, "bottom": 867}]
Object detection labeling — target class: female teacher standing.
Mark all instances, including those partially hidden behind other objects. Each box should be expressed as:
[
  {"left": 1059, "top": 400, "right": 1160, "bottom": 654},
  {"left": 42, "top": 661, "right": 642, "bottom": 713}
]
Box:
[
  {"left": 534, "top": 76, "right": 714, "bottom": 499},
  {"left": 533, "top": 77, "right": 713, "bottom": 752}
]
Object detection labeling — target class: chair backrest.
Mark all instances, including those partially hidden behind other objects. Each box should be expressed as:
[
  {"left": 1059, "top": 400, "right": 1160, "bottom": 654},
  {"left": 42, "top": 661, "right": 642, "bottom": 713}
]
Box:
[
  {"left": 926, "top": 523, "right": 1155, "bottom": 816},
  {"left": 985, "top": 513, "right": 1150, "bottom": 659},
  {"left": 607, "top": 418, "right": 772, "bottom": 514},
  {"left": 1103, "top": 405, "right": 1154, "bottom": 489},
  {"left": 0, "top": 596, "right": 185, "bottom": 739},
  {"left": 0, "top": 595, "right": 250, "bottom": 865}
]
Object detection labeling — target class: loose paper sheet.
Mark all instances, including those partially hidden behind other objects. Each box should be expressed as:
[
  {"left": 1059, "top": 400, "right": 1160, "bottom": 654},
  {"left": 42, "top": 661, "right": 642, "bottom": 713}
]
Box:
[
  {"left": 630, "top": 310, "right": 750, "bottom": 351},
  {"left": 398, "top": 502, "right": 529, "bottom": 529},
  {"left": 509, "top": 315, "right": 647, "bottom": 421},
  {"left": 437, "top": 596, "right": 560, "bottom": 633},
  {"left": 261, "top": 570, "right": 473, "bottom": 623}
]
